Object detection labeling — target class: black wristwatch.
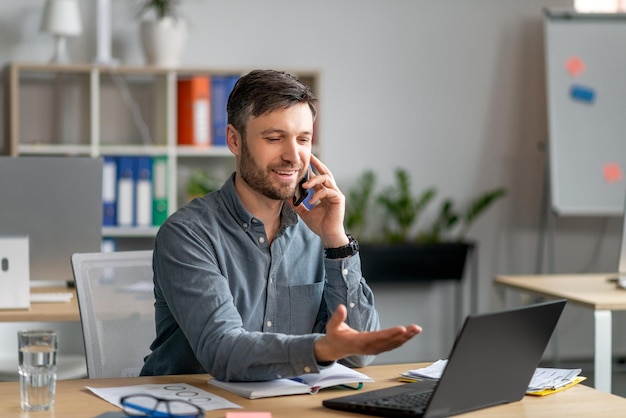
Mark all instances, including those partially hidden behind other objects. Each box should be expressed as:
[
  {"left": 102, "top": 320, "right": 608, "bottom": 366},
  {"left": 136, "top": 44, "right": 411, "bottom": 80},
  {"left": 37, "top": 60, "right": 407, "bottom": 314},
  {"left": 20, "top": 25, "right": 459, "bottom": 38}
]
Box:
[{"left": 324, "top": 234, "right": 359, "bottom": 259}]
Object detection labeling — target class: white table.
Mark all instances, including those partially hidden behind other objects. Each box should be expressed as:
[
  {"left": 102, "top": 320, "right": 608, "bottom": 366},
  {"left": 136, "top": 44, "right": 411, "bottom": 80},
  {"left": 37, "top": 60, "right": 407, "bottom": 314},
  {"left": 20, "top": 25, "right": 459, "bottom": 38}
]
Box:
[{"left": 495, "top": 273, "right": 626, "bottom": 393}]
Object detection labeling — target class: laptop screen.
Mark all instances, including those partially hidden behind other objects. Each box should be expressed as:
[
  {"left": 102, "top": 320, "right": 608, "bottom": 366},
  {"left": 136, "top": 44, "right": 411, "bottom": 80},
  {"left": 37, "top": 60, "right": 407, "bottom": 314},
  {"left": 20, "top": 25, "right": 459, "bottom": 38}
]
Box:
[{"left": 0, "top": 157, "right": 103, "bottom": 283}]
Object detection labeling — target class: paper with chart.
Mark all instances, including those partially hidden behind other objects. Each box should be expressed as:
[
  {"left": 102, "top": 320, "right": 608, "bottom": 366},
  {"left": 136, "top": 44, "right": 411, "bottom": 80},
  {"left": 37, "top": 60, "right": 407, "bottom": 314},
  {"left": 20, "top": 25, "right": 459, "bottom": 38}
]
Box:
[{"left": 87, "top": 383, "right": 241, "bottom": 412}]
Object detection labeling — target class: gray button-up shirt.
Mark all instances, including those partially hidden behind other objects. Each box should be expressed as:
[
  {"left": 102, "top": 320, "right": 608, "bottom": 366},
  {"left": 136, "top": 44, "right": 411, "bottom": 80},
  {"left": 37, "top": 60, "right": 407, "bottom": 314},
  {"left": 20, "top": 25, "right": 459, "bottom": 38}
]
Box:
[{"left": 141, "top": 173, "right": 380, "bottom": 381}]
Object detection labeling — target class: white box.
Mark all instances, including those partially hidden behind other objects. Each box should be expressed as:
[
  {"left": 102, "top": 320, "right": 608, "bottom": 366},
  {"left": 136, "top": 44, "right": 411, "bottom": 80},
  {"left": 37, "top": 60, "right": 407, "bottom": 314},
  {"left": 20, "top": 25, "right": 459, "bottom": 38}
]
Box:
[{"left": 0, "top": 235, "right": 30, "bottom": 309}]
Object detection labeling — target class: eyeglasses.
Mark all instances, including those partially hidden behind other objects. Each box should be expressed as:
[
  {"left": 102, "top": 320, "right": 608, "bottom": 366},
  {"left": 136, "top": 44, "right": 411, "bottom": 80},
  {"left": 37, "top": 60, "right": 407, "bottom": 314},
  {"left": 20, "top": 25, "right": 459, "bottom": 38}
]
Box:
[{"left": 120, "top": 394, "right": 204, "bottom": 418}]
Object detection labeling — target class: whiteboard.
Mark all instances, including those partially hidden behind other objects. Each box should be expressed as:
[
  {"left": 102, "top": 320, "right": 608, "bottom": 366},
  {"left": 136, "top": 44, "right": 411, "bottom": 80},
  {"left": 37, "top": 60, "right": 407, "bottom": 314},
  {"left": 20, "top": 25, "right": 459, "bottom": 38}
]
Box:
[{"left": 544, "top": 9, "right": 626, "bottom": 216}]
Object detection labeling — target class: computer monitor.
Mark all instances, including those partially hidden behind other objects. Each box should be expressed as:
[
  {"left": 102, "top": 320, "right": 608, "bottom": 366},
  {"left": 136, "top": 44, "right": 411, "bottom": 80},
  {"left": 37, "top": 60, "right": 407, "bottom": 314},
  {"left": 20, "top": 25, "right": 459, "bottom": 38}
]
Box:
[{"left": 0, "top": 156, "right": 103, "bottom": 284}]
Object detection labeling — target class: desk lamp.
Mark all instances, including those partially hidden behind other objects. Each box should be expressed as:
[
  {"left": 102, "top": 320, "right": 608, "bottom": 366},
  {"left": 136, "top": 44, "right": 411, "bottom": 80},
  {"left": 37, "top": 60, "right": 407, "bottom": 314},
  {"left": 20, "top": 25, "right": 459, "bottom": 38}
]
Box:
[{"left": 40, "top": 0, "right": 83, "bottom": 64}]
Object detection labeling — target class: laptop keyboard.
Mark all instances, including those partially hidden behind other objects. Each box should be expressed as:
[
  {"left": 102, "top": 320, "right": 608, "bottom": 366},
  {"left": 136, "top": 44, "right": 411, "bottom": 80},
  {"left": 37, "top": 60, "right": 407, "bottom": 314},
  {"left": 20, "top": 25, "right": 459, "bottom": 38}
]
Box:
[{"left": 364, "top": 390, "right": 432, "bottom": 410}]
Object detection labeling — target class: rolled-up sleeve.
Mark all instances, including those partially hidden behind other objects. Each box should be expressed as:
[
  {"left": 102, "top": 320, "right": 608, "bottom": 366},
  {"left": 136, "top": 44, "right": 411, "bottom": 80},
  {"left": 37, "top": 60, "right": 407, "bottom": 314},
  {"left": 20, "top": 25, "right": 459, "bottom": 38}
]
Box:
[{"left": 321, "top": 253, "right": 380, "bottom": 367}]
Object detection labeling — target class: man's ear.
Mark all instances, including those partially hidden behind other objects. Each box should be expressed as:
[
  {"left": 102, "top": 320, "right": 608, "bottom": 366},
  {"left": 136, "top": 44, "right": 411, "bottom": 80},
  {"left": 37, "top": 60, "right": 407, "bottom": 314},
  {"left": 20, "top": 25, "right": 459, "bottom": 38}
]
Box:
[{"left": 226, "top": 124, "right": 241, "bottom": 156}]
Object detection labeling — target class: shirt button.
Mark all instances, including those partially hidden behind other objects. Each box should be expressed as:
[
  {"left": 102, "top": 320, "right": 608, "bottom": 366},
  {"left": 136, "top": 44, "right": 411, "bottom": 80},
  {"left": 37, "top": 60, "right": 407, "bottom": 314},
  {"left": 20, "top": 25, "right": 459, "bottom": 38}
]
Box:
[
  {"left": 342, "top": 268, "right": 349, "bottom": 276},
  {"left": 276, "top": 374, "right": 282, "bottom": 379},
  {"left": 259, "top": 236, "right": 265, "bottom": 243},
  {"left": 349, "top": 302, "right": 355, "bottom": 308},
  {"left": 242, "top": 222, "right": 248, "bottom": 228},
  {"left": 266, "top": 320, "right": 272, "bottom": 327},
  {"left": 304, "top": 366, "right": 312, "bottom": 373}
]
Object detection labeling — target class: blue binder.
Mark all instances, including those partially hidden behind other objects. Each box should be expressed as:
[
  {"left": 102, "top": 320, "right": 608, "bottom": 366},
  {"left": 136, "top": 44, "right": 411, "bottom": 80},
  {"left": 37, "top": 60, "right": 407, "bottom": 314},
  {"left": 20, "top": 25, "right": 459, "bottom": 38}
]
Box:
[
  {"left": 211, "top": 75, "right": 240, "bottom": 146},
  {"left": 135, "top": 156, "right": 153, "bottom": 227},
  {"left": 116, "top": 156, "right": 136, "bottom": 227},
  {"left": 102, "top": 156, "right": 117, "bottom": 226}
]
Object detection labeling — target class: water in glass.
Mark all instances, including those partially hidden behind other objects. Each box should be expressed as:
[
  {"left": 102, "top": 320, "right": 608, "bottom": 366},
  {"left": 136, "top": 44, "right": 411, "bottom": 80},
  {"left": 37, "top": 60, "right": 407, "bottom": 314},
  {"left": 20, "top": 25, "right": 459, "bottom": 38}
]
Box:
[{"left": 18, "top": 334, "right": 58, "bottom": 411}]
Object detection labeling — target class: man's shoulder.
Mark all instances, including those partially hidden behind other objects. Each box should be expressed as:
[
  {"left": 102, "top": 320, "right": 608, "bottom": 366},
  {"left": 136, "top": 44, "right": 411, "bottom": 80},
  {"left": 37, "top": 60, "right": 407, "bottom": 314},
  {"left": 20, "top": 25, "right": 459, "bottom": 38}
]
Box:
[{"left": 163, "top": 193, "right": 224, "bottom": 228}]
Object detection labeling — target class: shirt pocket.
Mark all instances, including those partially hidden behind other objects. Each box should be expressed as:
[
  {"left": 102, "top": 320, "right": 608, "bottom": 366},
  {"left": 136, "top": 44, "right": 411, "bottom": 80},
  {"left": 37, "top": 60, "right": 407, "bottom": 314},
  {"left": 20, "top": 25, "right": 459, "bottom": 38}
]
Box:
[{"left": 287, "top": 281, "right": 324, "bottom": 334}]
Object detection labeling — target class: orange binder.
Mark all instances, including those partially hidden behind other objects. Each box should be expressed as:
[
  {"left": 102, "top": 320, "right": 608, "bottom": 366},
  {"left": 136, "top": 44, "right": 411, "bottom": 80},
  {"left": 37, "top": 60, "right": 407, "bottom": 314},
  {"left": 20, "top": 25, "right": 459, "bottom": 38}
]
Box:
[{"left": 177, "top": 76, "right": 211, "bottom": 146}]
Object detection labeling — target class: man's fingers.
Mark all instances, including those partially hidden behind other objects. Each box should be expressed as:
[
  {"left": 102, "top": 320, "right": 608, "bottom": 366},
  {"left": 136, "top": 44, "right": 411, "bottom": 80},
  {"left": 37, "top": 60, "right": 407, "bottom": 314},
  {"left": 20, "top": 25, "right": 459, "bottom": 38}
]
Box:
[
  {"left": 328, "top": 304, "right": 347, "bottom": 329},
  {"left": 360, "top": 325, "right": 422, "bottom": 355}
]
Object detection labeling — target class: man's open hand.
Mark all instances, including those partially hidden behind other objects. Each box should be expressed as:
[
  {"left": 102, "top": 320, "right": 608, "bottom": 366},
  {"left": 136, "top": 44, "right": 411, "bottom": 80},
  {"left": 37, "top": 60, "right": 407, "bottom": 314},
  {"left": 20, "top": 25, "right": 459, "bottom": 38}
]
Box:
[{"left": 314, "top": 304, "right": 422, "bottom": 362}]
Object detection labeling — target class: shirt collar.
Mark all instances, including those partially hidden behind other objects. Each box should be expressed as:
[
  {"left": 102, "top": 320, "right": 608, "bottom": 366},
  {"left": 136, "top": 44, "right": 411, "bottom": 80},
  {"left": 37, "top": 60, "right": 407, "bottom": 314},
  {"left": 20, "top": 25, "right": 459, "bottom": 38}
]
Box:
[{"left": 220, "top": 173, "right": 299, "bottom": 230}]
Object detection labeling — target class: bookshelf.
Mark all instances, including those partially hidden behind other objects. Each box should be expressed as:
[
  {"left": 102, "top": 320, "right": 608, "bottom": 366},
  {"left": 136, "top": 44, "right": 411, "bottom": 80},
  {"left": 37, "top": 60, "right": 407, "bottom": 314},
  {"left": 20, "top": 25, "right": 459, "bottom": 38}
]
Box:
[{"left": 5, "top": 63, "right": 319, "bottom": 249}]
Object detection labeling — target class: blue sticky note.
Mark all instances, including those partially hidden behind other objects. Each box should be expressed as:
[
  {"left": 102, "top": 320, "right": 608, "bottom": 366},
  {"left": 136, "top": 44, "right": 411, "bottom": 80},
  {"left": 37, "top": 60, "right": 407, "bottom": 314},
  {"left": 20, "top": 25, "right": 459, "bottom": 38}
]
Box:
[{"left": 570, "top": 85, "right": 595, "bottom": 103}]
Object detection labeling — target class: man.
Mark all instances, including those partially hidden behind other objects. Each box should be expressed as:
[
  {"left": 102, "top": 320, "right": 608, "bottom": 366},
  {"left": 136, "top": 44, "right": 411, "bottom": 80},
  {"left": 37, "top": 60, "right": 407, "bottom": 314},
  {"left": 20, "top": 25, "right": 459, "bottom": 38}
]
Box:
[{"left": 141, "top": 69, "right": 421, "bottom": 381}]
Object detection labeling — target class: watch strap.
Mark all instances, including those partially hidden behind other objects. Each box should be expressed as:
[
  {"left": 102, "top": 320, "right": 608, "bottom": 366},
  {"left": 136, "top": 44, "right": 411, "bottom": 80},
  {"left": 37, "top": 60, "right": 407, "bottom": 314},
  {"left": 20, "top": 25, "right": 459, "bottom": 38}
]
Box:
[{"left": 324, "top": 234, "right": 359, "bottom": 259}]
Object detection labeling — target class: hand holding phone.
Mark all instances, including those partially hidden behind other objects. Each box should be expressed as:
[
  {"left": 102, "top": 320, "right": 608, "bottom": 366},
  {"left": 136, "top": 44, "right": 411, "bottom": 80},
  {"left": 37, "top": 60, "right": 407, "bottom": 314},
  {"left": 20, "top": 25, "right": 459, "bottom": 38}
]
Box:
[{"left": 293, "top": 169, "right": 310, "bottom": 206}]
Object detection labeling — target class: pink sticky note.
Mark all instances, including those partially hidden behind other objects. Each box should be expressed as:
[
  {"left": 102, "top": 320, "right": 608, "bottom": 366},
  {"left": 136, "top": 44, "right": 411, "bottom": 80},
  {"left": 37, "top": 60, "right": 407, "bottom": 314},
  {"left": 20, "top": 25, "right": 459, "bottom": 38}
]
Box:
[
  {"left": 603, "top": 163, "right": 623, "bottom": 183},
  {"left": 565, "top": 56, "right": 585, "bottom": 77},
  {"left": 226, "top": 413, "right": 272, "bottom": 418}
]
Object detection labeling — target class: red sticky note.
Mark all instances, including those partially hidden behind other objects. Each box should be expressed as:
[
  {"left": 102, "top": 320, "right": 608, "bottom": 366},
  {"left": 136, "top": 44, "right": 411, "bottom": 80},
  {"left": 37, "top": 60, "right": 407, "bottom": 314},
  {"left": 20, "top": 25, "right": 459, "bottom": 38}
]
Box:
[
  {"left": 565, "top": 56, "right": 585, "bottom": 77},
  {"left": 603, "top": 163, "right": 623, "bottom": 183}
]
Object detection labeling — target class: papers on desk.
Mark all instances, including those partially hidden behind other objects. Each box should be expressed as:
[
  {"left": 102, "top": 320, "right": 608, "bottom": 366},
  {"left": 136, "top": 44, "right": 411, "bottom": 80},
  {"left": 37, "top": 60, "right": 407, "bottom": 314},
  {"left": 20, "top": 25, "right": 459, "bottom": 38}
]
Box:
[
  {"left": 87, "top": 383, "right": 241, "bottom": 412},
  {"left": 526, "top": 368, "right": 587, "bottom": 396},
  {"left": 402, "top": 360, "right": 586, "bottom": 395},
  {"left": 403, "top": 359, "right": 447, "bottom": 380}
]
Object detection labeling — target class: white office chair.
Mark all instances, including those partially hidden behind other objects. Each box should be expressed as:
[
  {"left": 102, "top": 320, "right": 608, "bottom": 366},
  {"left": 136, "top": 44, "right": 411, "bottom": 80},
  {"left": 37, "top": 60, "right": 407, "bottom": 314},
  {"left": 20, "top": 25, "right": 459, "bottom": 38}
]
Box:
[{"left": 71, "top": 250, "right": 155, "bottom": 378}]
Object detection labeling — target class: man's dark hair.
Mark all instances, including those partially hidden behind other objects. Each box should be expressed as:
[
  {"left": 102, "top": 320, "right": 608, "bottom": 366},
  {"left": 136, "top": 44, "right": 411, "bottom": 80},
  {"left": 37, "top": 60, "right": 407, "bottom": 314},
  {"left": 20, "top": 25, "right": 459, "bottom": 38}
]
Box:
[{"left": 227, "top": 69, "right": 318, "bottom": 137}]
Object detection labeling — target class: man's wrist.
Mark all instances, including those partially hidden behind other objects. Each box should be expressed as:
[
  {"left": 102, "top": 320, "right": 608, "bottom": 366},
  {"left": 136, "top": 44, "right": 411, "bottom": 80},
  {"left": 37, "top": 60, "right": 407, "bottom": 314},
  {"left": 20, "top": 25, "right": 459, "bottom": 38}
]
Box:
[
  {"left": 314, "top": 335, "right": 335, "bottom": 363},
  {"left": 322, "top": 232, "right": 350, "bottom": 249}
]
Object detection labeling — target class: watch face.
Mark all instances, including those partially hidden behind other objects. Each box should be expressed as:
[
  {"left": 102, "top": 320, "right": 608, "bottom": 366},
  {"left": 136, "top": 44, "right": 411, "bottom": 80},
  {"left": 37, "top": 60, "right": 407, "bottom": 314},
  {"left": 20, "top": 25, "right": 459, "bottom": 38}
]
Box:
[{"left": 349, "top": 236, "right": 359, "bottom": 251}]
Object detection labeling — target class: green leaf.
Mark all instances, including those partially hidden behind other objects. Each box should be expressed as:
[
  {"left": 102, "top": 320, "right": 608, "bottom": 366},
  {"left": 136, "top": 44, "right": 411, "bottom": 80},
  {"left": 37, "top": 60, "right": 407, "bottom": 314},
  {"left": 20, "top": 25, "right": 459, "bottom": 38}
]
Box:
[
  {"left": 345, "top": 170, "right": 376, "bottom": 236},
  {"left": 457, "top": 188, "right": 507, "bottom": 240}
]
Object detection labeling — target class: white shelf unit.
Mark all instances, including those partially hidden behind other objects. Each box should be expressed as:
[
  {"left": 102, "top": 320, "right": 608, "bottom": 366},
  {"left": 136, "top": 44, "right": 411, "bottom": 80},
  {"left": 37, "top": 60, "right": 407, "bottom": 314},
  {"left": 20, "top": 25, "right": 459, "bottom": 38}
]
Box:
[{"left": 5, "top": 63, "right": 319, "bottom": 245}]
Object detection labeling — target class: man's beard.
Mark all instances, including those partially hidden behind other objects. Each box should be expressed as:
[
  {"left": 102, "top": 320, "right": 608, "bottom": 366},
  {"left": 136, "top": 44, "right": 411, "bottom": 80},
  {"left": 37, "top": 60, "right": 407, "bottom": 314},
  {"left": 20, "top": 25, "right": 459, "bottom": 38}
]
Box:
[{"left": 239, "top": 140, "right": 300, "bottom": 201}]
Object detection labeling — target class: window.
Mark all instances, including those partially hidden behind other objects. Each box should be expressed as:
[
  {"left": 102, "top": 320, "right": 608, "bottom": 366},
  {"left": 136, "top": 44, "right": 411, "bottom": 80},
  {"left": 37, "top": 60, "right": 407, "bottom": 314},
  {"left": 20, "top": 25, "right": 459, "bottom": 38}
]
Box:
[{"left": 575, "top": 0, "right": 626, "bottom": 12}]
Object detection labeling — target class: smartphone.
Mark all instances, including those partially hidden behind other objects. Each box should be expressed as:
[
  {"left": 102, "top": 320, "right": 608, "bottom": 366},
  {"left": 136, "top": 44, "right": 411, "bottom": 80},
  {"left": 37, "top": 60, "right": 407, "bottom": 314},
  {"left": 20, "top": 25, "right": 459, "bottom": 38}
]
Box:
[{"left": 293, "top": 169, "right": 310, "bottom": 206}]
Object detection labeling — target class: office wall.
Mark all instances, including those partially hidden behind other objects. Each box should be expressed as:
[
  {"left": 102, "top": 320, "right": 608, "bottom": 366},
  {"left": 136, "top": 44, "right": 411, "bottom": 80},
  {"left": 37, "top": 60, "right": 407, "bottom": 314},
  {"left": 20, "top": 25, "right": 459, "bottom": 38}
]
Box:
[{"left": 1, "top": 0, "right": 623, "bottom": 364}]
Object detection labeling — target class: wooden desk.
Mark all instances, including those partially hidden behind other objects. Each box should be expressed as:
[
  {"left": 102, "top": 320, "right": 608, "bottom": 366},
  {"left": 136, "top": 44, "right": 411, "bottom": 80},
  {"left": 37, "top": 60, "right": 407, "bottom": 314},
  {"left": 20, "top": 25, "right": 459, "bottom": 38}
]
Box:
[
  {"left": 0, "top": 287, "right": 79, "bottom": 322},
  {"left": 495, "top": 273, "right": 626, "bottom": 394},
  {"left": 0, "top": 363, "right": 625, "bottom": 417}
]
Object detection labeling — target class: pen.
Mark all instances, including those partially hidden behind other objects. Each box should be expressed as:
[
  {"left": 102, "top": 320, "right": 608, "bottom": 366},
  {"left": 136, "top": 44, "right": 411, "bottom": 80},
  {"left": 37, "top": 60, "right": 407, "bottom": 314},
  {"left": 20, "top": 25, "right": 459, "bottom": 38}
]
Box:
[
  {"left": 550, "top": 379, "right": 574, "bottom": 390},
  {"left": 551, "top": 369, "right": 580, "bottom": 389}
]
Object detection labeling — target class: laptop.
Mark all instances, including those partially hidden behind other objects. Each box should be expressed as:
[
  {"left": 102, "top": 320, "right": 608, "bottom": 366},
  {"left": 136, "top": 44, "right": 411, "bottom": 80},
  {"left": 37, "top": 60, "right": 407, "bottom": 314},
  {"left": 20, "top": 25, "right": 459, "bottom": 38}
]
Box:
[{"left": 323, "top": 299, "right": 566, "bottom": 418}]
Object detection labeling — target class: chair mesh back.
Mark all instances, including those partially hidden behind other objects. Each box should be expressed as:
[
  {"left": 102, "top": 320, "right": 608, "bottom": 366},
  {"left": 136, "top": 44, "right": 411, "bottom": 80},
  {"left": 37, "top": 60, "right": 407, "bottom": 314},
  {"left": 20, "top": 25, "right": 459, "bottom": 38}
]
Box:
[{"left": 71, "top": 250, "right": 155, "bottom": 378}]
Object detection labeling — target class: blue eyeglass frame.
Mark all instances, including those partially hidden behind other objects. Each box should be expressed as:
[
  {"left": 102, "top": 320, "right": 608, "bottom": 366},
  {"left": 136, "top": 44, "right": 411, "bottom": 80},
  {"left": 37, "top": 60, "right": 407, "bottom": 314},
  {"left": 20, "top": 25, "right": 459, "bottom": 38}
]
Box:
[{"left": 120, "top": 394, "right": 204, "bottom": 418}]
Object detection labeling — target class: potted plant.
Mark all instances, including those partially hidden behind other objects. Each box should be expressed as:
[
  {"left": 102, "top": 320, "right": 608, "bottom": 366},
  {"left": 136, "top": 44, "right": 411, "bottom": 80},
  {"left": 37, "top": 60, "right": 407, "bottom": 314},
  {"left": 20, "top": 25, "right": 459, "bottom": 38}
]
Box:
[
  {"left": 139, "top": 0, "right": 180, "bottom": 18},
  {"left": 346, "top": 168, "right": 506, "bottom": 281},
  {"left": 186, "top": 168, "right": 220, "bottom": 200},
  {"left": 138, "top": 0, "right": 187, "bottom": 67}
]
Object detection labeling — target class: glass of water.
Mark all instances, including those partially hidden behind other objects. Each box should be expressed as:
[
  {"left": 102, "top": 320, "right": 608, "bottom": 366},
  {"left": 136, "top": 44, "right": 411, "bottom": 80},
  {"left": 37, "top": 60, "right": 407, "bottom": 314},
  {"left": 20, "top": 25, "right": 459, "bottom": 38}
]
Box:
[{"left": 18, "top": 330, "right": 58, "bottom": 411}]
